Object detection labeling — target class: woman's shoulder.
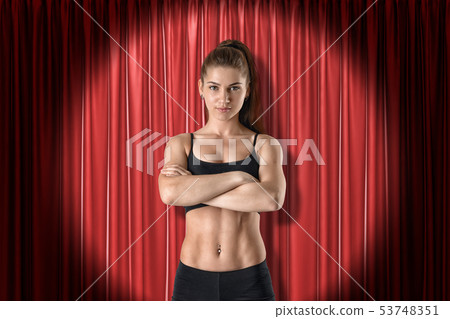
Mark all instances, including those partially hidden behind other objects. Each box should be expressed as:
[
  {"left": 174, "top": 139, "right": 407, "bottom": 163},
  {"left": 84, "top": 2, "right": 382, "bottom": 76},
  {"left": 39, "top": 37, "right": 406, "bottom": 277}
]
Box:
[
  {"left": 167, "top": 132, "right": 190, "bottom": 143},
  {"left": 253, "top": 133, "right": 283, "bottom": 160},
  {"left": 255, "top": 133, "right": 281, "bottom": 145},
  {"left": 166, "top": 133, "right": 193, "bottom": 156}
]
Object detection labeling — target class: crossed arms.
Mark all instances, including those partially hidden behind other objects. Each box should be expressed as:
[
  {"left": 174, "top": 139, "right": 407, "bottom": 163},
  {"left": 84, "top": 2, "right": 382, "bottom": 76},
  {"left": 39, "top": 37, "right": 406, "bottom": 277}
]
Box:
[{"left": 158, "top": 133, "right": 286, "bottom": 213}]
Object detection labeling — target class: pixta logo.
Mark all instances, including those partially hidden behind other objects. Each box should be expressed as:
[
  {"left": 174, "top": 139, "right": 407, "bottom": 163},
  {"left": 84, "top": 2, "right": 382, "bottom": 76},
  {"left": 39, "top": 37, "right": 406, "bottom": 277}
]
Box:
[
  {"left": 278, "top": 138, "right": 326, "bottom": 166},
  {"left": 126, "top": 129, "right": 169, "bottom": 176},
  {"left": 126, "top": 129, "right": 325, "bottom": 176}
]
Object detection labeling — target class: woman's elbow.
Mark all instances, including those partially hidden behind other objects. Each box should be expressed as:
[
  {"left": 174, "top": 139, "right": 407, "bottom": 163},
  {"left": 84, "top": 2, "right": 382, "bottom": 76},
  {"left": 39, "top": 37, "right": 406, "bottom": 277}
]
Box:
[
  {"left": 267, "top": 197, "right": 282, "bottom": 211},
  {"left": 159, "top": 188, "right": 173, "bottom": 205},
  {"left": 159, "top": 174, "right": 181, "bottom": 204},
  {"left": 268, "top": 189, "right": 286, "bottom": 211},
  {"left": 261, "top": 193, "right": 279, "bottom": 212},
  {"left": 265, "top": 201, "right": 280, "bottom": 212},
  {"left": 158, "top": 181, "right": 175, "bottom": 205}
]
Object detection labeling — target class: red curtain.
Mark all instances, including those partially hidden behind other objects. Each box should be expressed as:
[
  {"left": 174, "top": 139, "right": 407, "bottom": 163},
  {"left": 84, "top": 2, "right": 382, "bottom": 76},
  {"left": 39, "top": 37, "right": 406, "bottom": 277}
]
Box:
[{"left": 0, "top": 0, "right": 449, "bottom": 301}]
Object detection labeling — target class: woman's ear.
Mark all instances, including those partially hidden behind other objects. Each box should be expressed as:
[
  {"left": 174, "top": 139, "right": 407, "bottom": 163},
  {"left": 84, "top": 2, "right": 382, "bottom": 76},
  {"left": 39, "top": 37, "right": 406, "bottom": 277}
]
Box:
[{"left": 198, "top": 79, "right": 203, "bottom": 97}]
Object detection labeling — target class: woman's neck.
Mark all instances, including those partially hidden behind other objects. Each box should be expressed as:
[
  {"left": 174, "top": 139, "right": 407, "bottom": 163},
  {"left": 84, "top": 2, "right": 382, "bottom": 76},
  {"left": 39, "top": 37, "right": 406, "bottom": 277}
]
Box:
[{"left": 202, "top": 117, "right": 248, "bottom": 137}]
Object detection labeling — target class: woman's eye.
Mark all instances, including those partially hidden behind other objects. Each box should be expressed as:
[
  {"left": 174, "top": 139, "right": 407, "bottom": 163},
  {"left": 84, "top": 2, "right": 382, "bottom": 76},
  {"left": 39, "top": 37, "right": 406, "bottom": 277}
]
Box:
[{"left": 208, "top": 86, "right": 240, "bottom": 91}]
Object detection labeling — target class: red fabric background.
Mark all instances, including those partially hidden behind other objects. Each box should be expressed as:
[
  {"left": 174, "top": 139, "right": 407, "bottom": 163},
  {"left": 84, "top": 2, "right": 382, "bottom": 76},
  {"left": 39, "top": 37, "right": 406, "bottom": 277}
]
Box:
[{"left": 0, "top": 0, "right": 449, "bottom": 300}]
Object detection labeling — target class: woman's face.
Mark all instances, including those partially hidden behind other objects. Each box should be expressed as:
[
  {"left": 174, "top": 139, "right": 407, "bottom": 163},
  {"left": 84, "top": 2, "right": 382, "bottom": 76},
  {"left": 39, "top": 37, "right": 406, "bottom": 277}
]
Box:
[{"left": 198, "top": 66, "right": 249, "bottom": 121}]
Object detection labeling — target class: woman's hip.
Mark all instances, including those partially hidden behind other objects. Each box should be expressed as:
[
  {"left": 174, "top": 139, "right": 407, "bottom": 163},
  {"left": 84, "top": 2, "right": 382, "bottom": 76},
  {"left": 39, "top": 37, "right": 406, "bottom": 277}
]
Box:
[{"left": 171, "top": 259, "right": 275, "bottom": 301}]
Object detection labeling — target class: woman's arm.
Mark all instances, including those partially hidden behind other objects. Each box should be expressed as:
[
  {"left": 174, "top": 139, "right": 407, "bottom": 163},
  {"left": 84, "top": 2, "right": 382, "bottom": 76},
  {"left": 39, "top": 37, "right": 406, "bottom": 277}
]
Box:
[
  {"left": 203, "top": 135, "right": 286, "bottom": 212},
  {"left": 158, "top": 134, "right": 252, "bottom": 206},
  {"left": 202, "top": 182, "right": 280, "bottom": 212}
]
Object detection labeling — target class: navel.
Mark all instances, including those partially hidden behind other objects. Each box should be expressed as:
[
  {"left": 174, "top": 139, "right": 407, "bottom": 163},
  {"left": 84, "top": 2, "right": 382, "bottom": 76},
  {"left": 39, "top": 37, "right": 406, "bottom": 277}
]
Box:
[{"left": 217, "top": 243, "right": 222, "bottom": 254}]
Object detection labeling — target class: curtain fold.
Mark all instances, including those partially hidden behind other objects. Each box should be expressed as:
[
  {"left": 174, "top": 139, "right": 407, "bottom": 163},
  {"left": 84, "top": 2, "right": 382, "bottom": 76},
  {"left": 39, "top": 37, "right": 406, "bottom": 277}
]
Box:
[{"left": 0, "top": 0, "right": 448, "bottom": 300}]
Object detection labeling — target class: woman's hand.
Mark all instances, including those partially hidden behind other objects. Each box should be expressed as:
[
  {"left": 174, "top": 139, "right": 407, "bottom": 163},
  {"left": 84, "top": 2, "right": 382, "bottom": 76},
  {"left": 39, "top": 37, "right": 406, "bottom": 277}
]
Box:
[{"left": 160, "top": 164, "right": 192, "bottom": 176}]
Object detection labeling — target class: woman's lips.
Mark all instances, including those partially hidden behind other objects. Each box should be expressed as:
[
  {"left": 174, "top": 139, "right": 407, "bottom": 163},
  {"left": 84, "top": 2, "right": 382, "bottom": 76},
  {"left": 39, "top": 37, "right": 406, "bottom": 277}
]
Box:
[{"left": 216, "top": 107, "right": 231, "bottom": 113}]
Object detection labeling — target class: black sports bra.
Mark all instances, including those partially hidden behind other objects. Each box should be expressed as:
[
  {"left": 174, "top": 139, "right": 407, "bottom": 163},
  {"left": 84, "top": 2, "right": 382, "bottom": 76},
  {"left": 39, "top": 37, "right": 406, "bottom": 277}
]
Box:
[{"left": 184, "top": 132, "right": 261, "bottom": 214}]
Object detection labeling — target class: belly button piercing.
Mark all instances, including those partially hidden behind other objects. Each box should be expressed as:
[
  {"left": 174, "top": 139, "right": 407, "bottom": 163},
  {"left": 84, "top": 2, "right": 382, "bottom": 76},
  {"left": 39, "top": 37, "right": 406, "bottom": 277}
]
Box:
[{"left": 217, "top": 243, "right": 221, "bottom": 254}]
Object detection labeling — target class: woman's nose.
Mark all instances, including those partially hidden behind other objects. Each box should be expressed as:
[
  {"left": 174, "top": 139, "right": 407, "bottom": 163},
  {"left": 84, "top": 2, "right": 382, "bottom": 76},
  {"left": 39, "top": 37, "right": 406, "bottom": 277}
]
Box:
[{"left": 220, "top": 90, "right": 230, "bottom": 103}]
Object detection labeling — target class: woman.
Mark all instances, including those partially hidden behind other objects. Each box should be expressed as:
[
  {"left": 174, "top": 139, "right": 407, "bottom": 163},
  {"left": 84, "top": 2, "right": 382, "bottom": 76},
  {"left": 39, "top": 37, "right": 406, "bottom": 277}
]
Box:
[{"left": 158, "top": 39, "right": 286, "bottom": 301}]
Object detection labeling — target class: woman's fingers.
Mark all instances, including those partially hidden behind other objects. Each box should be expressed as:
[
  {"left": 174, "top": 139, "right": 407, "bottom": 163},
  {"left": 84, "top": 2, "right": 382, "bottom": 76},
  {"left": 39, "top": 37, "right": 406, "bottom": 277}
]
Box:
[
  {"left": 162, "top": 164, "right": 192, "bottom": 175},
  {"left": 161, "top": 168, "right": 181, "bottom": 175},
  {"left": 165, "top": 164, "right": 191, "bottom": 173},
  {"left": 161, "top": 172, "right": 180, "bottom": 176},
  {"left": 161, "top": 165, "right": 192, "bottom": 176}
]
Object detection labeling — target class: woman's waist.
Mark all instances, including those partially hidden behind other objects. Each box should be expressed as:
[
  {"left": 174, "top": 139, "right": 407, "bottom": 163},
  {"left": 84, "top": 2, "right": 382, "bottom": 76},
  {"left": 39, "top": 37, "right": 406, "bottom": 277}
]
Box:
[
  {"left": 185, "top": 206, "right": 260, "bottom": 232},
  {"left": 180, "top": 232, "right": 266, "bottom": 271},
  {"left": 183, "top": 228, "right": 263, "bottom": 247}
]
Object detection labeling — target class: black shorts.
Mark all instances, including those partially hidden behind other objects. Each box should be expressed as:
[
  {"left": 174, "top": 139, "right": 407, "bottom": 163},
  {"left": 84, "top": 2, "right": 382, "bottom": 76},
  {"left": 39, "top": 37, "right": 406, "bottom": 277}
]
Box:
[{"left": 171, "top": 259, "right": 276, "bottom": 301}]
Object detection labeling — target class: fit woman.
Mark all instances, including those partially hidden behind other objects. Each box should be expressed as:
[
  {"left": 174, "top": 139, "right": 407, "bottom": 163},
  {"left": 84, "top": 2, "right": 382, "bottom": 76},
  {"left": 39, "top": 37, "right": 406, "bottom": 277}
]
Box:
[{"left": 158, "top": 39, "right": 286, "bottom": 301}]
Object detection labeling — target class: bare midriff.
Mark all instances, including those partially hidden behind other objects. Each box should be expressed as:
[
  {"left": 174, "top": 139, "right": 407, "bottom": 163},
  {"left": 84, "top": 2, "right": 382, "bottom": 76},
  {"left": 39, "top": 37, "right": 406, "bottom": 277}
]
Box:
[{"left": 180, "top": 207, "right": 266, "bottom": 272}]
